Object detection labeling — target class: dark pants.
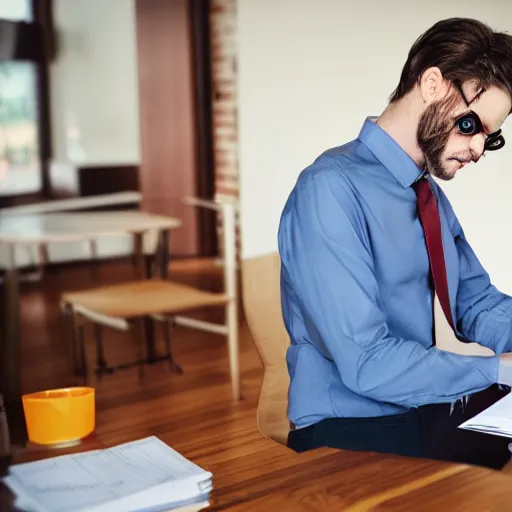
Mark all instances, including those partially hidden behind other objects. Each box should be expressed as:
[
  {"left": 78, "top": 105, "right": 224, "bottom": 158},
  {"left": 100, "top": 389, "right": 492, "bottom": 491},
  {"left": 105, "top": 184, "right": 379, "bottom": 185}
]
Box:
[{"left": 287, "top": 385, "right": 511, "bottom": 470}]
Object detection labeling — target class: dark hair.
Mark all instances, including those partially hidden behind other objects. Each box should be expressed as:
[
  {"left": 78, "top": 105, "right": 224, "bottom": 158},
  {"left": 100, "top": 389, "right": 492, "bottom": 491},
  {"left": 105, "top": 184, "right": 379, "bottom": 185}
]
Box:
[{"left": 390, "top": 18, "right": 512, "bottom": 104}]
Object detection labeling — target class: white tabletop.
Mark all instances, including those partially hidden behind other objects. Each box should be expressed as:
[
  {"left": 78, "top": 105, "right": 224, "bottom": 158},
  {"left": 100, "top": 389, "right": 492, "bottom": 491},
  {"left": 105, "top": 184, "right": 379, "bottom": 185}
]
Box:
[
  {"left": 0, "top": 192, "right": 141, "bottom": 215},
  {"left": 0, "top": 210, "right": 182, "bottom": 246}
]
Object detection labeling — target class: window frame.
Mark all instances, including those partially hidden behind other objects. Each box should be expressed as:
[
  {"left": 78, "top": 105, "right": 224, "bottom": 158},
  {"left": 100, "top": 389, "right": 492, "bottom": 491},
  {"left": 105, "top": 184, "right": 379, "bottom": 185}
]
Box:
[{"left": 0, "top": 0, "right": 52, "bottom": 205}]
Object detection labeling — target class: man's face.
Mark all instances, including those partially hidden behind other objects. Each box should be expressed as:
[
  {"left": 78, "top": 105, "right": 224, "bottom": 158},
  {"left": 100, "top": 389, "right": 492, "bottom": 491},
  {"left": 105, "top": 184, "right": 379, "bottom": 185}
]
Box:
[{"left": 417, "top": 82, "right": 511, "bottom": 181}]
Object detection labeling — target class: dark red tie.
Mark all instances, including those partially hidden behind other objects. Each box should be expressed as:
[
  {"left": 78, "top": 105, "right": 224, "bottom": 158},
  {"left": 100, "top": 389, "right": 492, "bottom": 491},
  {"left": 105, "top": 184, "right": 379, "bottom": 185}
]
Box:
[{"left": 414, "top": 177, "right": 455, "bottom": 335}]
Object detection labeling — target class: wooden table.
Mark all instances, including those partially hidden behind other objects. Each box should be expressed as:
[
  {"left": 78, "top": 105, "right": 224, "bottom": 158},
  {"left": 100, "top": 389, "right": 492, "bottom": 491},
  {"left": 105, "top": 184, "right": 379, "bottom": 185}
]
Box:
[
  {"left": 0, "top": 210, "right": 182, "bottom": 405},
  {"left": 208, "top": 447, "right": 512, "bottom": 510},
  {"left": 1, "top": 440, "right": 512, "bottom": 511}
]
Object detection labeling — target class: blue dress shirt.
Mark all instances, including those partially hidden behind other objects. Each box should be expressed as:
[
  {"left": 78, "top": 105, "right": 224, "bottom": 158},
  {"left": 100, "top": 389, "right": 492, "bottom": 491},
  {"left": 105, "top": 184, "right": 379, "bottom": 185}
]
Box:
[{"left": 278, "top": 117, "right": 512, "bottom": 429}]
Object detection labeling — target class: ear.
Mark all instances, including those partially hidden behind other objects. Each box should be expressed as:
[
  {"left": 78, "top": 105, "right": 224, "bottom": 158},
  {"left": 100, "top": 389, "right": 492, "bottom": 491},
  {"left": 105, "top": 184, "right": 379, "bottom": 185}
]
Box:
[{"left": 419, "top": 67, "right": 448, "bottom": 104}]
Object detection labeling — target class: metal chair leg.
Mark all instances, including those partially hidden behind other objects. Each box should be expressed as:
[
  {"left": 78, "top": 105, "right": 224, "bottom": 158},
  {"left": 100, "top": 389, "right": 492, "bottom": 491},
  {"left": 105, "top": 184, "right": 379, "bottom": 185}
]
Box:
[
  {"left": 63, "top": 304, "right": 80, "bottom": 377},
  {"left": 67, "top": 305, "right": 87, "bottom": 380},
  {"left": 93, "top": 325, "right": 108, "bottom": 382},
  {"left": 77, "top": 322, "right": 87, "bottom": 385},
  {"left": 164, "top": 317, "right": 183, "bottom": 374},
  {"left": 135, "top": 319, "right": 146, "bottom": 381}
]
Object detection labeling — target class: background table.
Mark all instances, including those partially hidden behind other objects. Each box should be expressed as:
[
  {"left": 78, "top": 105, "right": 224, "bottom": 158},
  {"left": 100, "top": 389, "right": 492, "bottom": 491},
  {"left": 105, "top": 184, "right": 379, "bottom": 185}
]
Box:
[{"left": 0, "top": 210, "right": 182, "bottom": 404}]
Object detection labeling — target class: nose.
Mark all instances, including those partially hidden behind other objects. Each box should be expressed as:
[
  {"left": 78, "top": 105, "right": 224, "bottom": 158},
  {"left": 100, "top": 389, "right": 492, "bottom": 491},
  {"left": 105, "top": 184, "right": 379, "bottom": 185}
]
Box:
[{"left": 469, "top": 133, "right": 486, "bottom": 162}]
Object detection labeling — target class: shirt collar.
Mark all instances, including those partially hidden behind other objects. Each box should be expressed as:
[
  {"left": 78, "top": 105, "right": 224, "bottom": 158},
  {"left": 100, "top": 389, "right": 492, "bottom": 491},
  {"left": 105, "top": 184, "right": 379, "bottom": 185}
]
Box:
[{"left": 358, "top": 117, "right": 425, "bottom": 188}]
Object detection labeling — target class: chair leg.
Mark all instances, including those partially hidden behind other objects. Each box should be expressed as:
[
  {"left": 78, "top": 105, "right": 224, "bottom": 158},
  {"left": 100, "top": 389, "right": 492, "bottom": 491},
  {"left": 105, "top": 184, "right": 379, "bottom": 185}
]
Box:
[
  {"left": 163, "top": 317, "right": 183, "bottom": 374},
  {"left": 226, "top": 300, "right": 240, "bottom": 400},
  {"left": 144, "top": 316, "right": 157, "bottom": 363},
  {"left": 131, "top": 254, "right": 138, "bottom": 275},
  {"left": 134, "top": 319, "right": 146, "bottom": 381},
  {"left": 93, "top": 325, "right": 108, "bottom": 381},
  {"left": 63, "top": 304, "right": 80, "bottom": 377},
  {"left": 76, "top": 322, "right": 87, "bottom": 385},
  {"left": 67, "top": 305, "right": 87, "bottom": 382}
]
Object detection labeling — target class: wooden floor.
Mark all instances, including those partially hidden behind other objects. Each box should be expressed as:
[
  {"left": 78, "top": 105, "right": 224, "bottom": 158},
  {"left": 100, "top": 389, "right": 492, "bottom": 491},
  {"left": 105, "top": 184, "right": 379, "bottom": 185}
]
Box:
[
  {"left": 16, "top": 257, "right": 270, "bottom": 460},
  {"left": 9, "top": 258, "right": 512, "bottom": 511}
]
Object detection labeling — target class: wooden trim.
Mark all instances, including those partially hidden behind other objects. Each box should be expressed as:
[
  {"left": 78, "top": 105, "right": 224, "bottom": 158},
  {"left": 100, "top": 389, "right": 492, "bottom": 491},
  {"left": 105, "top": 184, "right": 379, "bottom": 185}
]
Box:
[
  {"left": 190, "top": 0, "right": 217, "bottom": 257},
  {"left": 0, "top": 19, "right": 44, "bottom": 62},
  {"left": 0, "top": 192, "right": 45, "bottom": 209},
  {"left": 135, "top": 0, "right": 204, "bottom": 257},
  {"left": 0, "top": 3, "right": 53, "bottom": 203},
  {"left": 32, "top": 0, "right": 53, "bottom": 198},
  {"left": 35, "top": 60, "right": 52, "bottom": 197},
  {"left": 79, "top": 165, "right": 139, "bottom": 198}
]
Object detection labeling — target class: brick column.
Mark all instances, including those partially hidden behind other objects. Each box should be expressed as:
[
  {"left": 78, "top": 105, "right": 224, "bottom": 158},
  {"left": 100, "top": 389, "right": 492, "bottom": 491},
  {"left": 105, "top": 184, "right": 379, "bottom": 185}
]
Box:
[{"left": 209, "top": 0, "right": 239, "bottom": 256}]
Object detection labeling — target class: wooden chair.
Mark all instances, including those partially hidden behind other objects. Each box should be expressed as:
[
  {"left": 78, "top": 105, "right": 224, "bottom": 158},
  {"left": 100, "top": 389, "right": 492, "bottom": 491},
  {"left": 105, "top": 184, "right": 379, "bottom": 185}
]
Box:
[
  {"left": 241, "top": 252, "right": 290, "bottom": 445},
  {"left": 61, "top": 198, "right": 241, "bottom": 400}
]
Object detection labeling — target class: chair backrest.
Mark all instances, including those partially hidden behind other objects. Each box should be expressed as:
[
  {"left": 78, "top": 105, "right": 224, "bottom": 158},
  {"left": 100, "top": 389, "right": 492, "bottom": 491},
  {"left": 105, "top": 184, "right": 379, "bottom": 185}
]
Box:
[
  {"left": 183, "top": 197, "right": 238, "bottom": 301},
  {"left": 242, "top": 252, "right": 290, "bottom": 445}
]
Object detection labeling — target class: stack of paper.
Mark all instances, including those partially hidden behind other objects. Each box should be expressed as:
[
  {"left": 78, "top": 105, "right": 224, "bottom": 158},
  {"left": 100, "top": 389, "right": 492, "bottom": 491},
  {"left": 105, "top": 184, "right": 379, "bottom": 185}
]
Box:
[
  {"left": 2, "top": 436, "right": 212, "bottom": 512},
  {"left": 459, "top": 391, "right": 512, "bottom": 438}
]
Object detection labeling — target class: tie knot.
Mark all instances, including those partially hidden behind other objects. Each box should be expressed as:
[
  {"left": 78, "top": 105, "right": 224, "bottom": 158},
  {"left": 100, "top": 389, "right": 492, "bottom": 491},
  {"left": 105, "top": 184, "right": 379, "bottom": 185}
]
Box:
[{"left": 413, "top": 176, "right": 434, "bottom": 204}]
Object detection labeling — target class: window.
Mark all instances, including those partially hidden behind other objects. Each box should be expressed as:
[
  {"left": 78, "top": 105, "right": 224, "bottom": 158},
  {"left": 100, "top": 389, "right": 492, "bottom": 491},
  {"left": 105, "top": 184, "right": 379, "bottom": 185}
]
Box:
[{"left": 0, "top": 0, "right": 43, "bottom": 196}]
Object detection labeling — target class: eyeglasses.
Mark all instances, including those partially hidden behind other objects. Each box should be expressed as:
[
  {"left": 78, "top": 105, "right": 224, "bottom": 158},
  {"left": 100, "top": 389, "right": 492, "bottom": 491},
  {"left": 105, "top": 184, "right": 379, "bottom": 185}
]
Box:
[{"left": 454, "top": 82, "right": 505, "bottom": 152}]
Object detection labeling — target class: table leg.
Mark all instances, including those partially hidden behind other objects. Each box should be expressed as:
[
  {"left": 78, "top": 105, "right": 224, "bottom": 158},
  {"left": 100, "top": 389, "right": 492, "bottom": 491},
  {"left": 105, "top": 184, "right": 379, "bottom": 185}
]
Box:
[
  {"left": 90, "top": 239, "right": 100, "bottom": 283},
  {"left": 144, "top": 318, "right": 156, "bottom": 363},
  {"left": 141, "top": 228, "right": 171, "bottom": 363},
  {"left": 1, "top": 247, "right": 20, "bottom": 404},
  {"left": 133, "top": 233, "right": 157, "bottom": 363},
  {"left": 0, "top": 247, "right": 27, "bottom": 449},
  {"left": 135, "top": 229, "right": 171, "bottom": 364},
  {"left": 144, "top": 254, "right": 153, "bottom": 280},
  {"left": 160, "top": 229, "right": 170, "bottom": 279}
]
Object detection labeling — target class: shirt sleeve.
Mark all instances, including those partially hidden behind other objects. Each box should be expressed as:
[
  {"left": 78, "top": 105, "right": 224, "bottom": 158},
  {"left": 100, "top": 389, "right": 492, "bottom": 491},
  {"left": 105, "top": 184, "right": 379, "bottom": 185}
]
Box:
[
  {"left": 278, "top": 167, "right": 498, "bottom": 408},
  {"left": 436, "top": 188, "right": 512, "bottom": 355}
]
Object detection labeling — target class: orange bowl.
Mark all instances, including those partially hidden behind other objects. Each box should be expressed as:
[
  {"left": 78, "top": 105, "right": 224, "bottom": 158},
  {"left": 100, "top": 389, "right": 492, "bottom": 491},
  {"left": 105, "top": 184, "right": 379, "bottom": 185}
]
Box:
[{"left": 22, "top": 387, "right": 95, "bottom": 446}]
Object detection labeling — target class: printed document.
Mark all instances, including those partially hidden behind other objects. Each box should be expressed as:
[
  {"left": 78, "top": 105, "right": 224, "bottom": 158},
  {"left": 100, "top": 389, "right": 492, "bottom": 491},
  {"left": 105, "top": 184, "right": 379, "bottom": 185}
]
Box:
[
  {"left": 2, "top": 436, "right": 212, "bottom": 512},
  {"left": 459, "top": 391, "right": 512, "bottom": 438}
]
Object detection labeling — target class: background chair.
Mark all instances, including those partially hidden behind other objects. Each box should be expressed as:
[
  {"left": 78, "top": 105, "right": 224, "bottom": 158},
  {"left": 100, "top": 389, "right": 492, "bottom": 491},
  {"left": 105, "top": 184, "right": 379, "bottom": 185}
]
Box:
[
  {"left": 242, "top": 251, "right": 290, "bottom": 446},
  {"left": 60, "top": 198, "right": 241, "bottom": 400}
]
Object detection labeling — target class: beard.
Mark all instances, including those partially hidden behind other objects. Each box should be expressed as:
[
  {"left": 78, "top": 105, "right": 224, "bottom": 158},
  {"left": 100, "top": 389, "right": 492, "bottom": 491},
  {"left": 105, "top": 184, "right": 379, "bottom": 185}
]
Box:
[{"left": 417, "top": 91, "right": 461, "bottom": 181}]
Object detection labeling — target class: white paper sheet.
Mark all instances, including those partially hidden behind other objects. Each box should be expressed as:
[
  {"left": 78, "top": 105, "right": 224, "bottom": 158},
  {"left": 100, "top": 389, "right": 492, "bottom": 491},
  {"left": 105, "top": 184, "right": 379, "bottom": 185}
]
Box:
[
  {"left": 459, "top": 391, "right": 512, "bottom": 438},
  {"left": 3, "top": 436, "right": 212, "bottom": 512}
]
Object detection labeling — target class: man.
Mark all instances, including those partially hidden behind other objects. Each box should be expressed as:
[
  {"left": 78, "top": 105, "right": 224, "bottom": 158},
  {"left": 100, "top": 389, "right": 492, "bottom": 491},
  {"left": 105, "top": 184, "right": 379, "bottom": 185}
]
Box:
[{"left": 278, "top": 18, "right": 512, "bottom": 470}]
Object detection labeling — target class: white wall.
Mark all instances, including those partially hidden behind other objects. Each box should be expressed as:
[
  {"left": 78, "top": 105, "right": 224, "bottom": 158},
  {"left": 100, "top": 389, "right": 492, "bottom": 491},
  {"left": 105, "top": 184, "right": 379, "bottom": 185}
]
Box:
[
  {"left": 237, "top": 0, "right": 512, "bottom": 299},
  {"left": 50, "top": 0, "right": 140, "bottom": 165},
  {"left": 7, "top": 0, "right": 144, "bottom": 267}
]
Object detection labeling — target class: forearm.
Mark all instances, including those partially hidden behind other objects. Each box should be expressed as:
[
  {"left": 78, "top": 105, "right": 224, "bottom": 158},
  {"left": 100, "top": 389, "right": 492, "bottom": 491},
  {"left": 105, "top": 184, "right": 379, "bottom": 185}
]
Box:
[
  {"left": 460, "top": 291, "right": 512, "bottom": 354},
  {"left": 448, "top": 201, "right": 512, "bottom": 355},
  {"left": 338, "top": 334, "right": 499, "bottom": 407}
]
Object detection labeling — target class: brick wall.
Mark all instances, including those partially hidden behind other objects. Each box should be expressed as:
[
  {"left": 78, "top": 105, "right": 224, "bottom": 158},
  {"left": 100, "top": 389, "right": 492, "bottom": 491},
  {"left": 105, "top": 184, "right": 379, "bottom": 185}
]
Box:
[{"left": 209, "top": 0, "right": 239, "bottom": 255}]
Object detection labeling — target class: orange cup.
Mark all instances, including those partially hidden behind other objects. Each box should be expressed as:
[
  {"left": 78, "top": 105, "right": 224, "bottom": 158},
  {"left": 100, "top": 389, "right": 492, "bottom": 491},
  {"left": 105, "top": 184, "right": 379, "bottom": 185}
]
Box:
[{"left": 22, "top": 387, "right": 95, "bottom": 445}]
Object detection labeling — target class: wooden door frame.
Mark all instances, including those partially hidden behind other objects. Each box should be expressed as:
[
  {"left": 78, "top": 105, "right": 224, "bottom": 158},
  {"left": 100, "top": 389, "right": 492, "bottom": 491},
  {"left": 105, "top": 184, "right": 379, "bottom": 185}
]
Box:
[
  {"left": 189, "top": 0, "right": 217, "bottom": 258},
  {"left": 135, "top": 0, "right": 217, "bottom": 258}
]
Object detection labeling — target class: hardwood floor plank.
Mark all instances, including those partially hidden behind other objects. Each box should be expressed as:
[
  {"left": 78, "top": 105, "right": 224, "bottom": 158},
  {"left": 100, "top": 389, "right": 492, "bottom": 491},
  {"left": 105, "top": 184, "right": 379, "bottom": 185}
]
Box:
[
  {"left": 15, "top": 259, "right": 265, "bottom": 451},
  {"left": 6, "top": 258, "right": 512, "bottom": 511}
]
